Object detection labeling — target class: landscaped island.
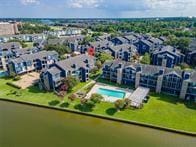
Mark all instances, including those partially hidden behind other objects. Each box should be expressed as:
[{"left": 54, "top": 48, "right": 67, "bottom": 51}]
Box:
[{"left": 1, "top": 78, "right": 196, "bottom": 133}]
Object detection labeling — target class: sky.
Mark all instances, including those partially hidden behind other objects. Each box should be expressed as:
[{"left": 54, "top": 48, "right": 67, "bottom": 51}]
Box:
[{"left": 0, "top": 0, "right": 196, "bottom": 18}]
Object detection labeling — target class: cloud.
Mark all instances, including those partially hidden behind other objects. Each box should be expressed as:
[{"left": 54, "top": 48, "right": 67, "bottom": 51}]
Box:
[
  {"left": 147, "top": 0, "right": 196, "bottom": 10},
  {"left": 20, "top": 0, "right": 40, "bottom": 5},
  {"left": 68, "top": 0, "right": 103, "bottom": 8}
]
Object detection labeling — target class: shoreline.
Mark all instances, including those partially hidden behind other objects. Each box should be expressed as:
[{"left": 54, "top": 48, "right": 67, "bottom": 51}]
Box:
[{"left": 1, "top": 98, "right": 196, "bottom": 137}]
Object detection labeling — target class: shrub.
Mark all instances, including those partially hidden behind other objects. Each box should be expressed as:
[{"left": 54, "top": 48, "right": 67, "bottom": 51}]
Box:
[
  {"left": 90, "top": 93, "right": 103, "bottom": 104},
  {"left": 13, "top": 76, "right": 21, "bottom": 81},
  {"left": 68, "top": 94, "right": 77, "bottom": 102},
  {"left": 180, "top": 63, "right": 190, "bottom": 70},
  {"left": 114, "top": 99, "right": 125, "bottom": 111}
]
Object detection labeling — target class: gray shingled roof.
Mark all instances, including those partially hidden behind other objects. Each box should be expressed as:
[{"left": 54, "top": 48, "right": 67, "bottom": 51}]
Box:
[
  {"left": 0, "top": 42, "right": 21, "bottom": 50},
  {"left": 124, "top": 35, "right": 137, "bottom": 41},
  {"left": 109, "top": 44, "right": 136, "bottom": 53},
  {"left": 140, "top": 39, "right": 153, "bottom": 47},
  {"left": 11, "top": 50, "right": 58, "bottom": 63},
  {"left": 48, "top": 66, "right": 62, "bottom": 75},
  {"left": 89, "top": 40, "right": 113, "bottom": 48},
  {"left": 112, "top": 37, "right": 128, "bottom": 43},
  {"left": 153, "top": 45, "right": 184, "bottom": 56},
  {"left": 56, "top": 54, "right": 95, "bottom": 71},
  {"left": 148, "top": 37, "right": 163, "bottom": 44}
]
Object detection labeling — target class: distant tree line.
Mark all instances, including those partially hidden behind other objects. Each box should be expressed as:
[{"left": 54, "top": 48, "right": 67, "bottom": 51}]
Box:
[
  {"left": 19, "top": 23, "right": 51, "bottom": 34},
  {"left": 90, "top": 20, "right": 196, "bottom": 38}
]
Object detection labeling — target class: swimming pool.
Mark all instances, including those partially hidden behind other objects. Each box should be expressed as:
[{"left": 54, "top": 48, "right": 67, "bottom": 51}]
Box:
[{"left": 97, "top": 88, "right": 125, "bottom": 99}]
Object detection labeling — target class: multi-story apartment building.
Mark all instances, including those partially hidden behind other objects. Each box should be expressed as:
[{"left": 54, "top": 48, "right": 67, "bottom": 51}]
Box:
[
  {"left": 0, "top": 42, "right": 22, "bottom": 70},
  {"left": 152, "top": 46, "right": 185, "bottom": 68},
  {"left": 102, "top": 60, "right": 196, "bottom": 100},
  {"left": 107, "top": 44, "right": 137, "bottom": 62},
  {"left": 40, "top": 54, "right": 95, "bottom": 91},
  {"left": 0, "top": 34, "right": 46, "bottom": 43},
  {"left": 8, "top": 50, "right": 58, "bottom": 75}
]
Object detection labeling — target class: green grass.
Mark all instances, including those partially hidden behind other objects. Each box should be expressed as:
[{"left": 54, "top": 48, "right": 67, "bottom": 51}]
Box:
[
  {"left": 0, "top": 78, "right": 196, "bottom": 132},
  {"left": 50, "top": 26, "right": 64, "bottom": 31},
  {"left": 24, "top": 42, "right": 34, "bottom": 48}
]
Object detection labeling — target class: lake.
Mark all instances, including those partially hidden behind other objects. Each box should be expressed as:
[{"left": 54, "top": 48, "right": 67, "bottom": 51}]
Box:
[{"left": 0, "top": 101, "right": 196, "bottom": 147}]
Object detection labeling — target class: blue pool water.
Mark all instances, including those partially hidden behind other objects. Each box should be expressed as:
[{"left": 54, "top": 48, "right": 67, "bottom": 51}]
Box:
[{"left": 97, "top": 88, "right": 125, "bottom": 98}]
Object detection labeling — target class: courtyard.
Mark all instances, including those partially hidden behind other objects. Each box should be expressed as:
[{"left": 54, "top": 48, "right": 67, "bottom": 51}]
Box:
[{"left": 13, "top": 72, "right": 40, "bottom": 89}]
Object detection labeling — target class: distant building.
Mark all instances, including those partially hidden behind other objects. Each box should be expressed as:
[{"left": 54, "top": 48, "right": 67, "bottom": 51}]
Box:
[
  {"left": 40, "top": 54, "right": 95, "bottom": 91},
  {"left": 0, "top": 34, "right": 46, "bottom": 43},
  {"left": 47, "top": 35, "right": 84, "bottom": 52},
  {"left": 0, "top": 22, "right": 19, "bottom": 36}
]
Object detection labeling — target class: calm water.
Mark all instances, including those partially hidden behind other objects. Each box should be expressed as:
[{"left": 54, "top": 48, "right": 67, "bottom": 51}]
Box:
[
  {"left": 97, "top": 88, "right": 125, "bottom": 98},
  {"left": 0, "top": 101, "right": 196, "bottom": 147}
]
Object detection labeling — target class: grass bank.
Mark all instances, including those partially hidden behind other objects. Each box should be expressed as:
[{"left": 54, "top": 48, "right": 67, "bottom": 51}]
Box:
[{"left": 0, "top": 78, "right": 196, "bottom": 133}]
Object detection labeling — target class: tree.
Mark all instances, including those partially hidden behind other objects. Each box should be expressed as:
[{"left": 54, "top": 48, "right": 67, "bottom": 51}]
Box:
[
  {"left": 114, "top": 100, "right": 125, "bottom": 111},
  {"left": 95, "top": 60, "right": 102, "bottom": 69},
  {"left": 141, "top": 53, "right": 151, "bottom": 64},
  {"left": 124, "top": 98, "right": 131, "bottom": 108},
  {"left": 80, "top": 98, "right": 88, "bottom": 106},
  {"left": 44, "top": 44, "right": 71, "bottom": 55},
  {"left": 80, "top": 36, "right": 94, "bottom": 45},
  {"left": 64, "top": 76, "right": 79, "bottom": 91},
  {"left": 90, "top": 94, "right": 103, "bottom": 104},
  {"left": 176, "top": 38, "right": 190, "bottom": 53},
  {"left": 8, "top": 39, "right": 27, "bottom": 48},
  {"left": 91, "top": 67, "right": 99, "bottom": 74},
  {"left": 19, "top": 23, "right": 51, "bottom": 34},
  {"left": 97, "top": 52, "right": 114, "bottom": 64},
  {"left": 68, "top": 94, "right": 77, "bottom": 102},
  {"left": 81, "top": 29, "right": 88, "bottom": 35}
]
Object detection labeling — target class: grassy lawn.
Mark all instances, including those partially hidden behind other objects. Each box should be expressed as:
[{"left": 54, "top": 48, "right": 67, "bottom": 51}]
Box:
[
  {"left": 0, "top": 78, "right": 196, "bottom": 132},
  {"left": 24, "top": 42, "right": 34, "bottom": 48},
  {"left": 50, "top": 26, "right": 64, "bottom": 31}
]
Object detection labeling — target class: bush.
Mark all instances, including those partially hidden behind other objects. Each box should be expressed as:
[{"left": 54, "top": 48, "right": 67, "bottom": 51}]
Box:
[
  {"left": 180, "top": 63, "right": 190, "bottom": 70},
  {"left": 13, "top": 76, "right": 21, "bottom": 81},
  {"left": 114, "top": 99, "right": 125, "bottom": 111},
  {"left": 7, "top": 90, "right": 22, "bottom": 96},
  {"left": 90, "top": 93, "right": 103, "bottom": 104},
  {"left": 91, "top": 67, "right": 99, "bottom": 74},
  {"left": 6, "top": 82, "right": 21, "bottom": 89},
  {"left": 64, "top": 76, "right": 79, "bottom": 91},
  {"left": 141, "top": 53, "right": 150, "bottom": 65},
  {"left": 68, "top": 94, "right": 77, "bottom": 102}
]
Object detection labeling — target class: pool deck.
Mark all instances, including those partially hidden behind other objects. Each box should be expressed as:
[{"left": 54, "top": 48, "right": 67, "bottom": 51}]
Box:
[{"left": 86, "top": 83, "right": 133, "bottom": 102}]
